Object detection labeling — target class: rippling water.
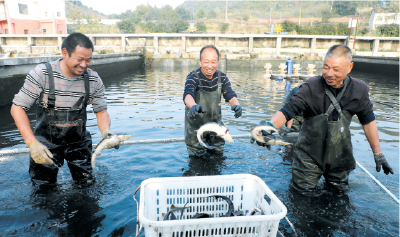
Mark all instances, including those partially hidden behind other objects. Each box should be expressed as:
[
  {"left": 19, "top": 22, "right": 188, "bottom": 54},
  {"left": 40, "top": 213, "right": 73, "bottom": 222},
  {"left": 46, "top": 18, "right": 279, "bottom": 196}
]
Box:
[{"left": 0, "top": 62, "right": 398, "bottom": 236}]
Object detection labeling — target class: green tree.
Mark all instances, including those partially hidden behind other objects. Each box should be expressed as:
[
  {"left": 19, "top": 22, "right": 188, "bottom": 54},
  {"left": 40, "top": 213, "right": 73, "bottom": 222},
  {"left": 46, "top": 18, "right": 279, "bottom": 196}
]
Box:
[
  {"left": 243, "top": 14, "right": 249, "bottom": 21},
  {"left": 173, "top": 20, "right": 189, "bottom": 33},
  {"left": 196, "top": 22, "right": 207, "bottom": 32},
  {"left": 377, "top": 24, "right": 400, "bottom": 37},
  {"left": 136, "top": 4, "right": 149, "bottom": 21},
  {"left": 196, "top": 8, "right": 206, "bottom": 19},
  {"left": 117, "top": 19, "right": 135, "bottom": 33},
  {"left": 175, "top": 6, "right": 191, "bottom": 20},
  {"left": 219, "top": 23, "right": 229, "bottom": 33},
  {"left": 207, "top": 9, "right": 216, "bottom": 19},
  {"left": 67, "top": 6, "right": 83, "bottom": 24},
  {"left": 321, "top": 9, "right": 331, "bottom": 23},
  {"left": 281, "top": 20, "right": 296, "bottom": 32}
]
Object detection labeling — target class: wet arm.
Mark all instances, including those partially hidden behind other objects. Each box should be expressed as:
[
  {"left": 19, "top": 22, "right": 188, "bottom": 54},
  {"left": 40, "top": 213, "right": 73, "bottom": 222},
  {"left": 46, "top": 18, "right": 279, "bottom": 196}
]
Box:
[
  {"left": 10, "top": 104, "right": 36, "bottom": 145},
  {"left": 362, "top": 120, "right": 381, "bottom": 154},
  {"left": 228, "top": 97, "right": 239, "bottom": 106},
  {"left": 96, "top": 109, "right": 111, "bottom": 134},
  {"left": 270, "top": 111, "right": 288, "bottom": 129},
  {"left": 184, "top": 94, "right": 196, "bottom": 109}
]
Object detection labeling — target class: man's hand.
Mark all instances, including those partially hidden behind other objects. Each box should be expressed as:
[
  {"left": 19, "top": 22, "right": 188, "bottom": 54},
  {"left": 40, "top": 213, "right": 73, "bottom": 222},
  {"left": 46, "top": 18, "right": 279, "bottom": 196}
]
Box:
[
  {"left": 374, "top": 153, "right": 394, "bottom": 175},
  {"left": 231, "top": 105, "right": 242, "bottom": 118},
  {"left": 102, "top": 130, "right": 116, "bottom": 139},
  {"left": 250, "top": 129, "right": 273, "bottom": 147},
  {"left": 28, "top": 140, "right": 53, "bottom": 165},
  {"left": 188, "top": 105, "right": 205, "bottom": 118}
]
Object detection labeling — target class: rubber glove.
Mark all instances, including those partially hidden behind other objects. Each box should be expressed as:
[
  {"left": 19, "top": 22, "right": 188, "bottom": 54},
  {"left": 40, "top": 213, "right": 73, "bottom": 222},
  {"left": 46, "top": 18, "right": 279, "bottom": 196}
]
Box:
[
  {"left": 101, "top": 130, "right": 121, "bottom": 149},
  {"left": 28, "top": 139, "right": 54, "bottom": 165},
  {"left": 374, "top": 153, "right": 394, "bottom": 175},
  {"left": 102, "top": 130, "right": 116, "bottom": 139},
  {"left": 188, "top": 105, "right": 205, "bottom": 118},
  {"left": 231, "top": 105, "right": 242, "bottom": 118}
]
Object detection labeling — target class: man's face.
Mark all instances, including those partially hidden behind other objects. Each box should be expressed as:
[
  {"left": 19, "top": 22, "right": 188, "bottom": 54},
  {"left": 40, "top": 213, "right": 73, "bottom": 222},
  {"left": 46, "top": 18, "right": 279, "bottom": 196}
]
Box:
[
  {"left": 62, "top": 45, "right": 93, "bottom": 77},
  {"left": 198, "top": 48, "right": 219, "bottom": 79},
  {"left": 322, "top": 56, "right": 353, "bottom": 88}
]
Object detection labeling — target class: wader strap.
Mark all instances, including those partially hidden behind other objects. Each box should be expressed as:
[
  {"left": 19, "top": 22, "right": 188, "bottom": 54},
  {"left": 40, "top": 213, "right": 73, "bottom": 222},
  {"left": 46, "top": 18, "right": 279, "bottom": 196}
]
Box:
[
  {"left": 217, "top": 70, "right": 222, "bottom": 97},
  {"left": 83, "top": 71, "right": 90, "bottom": 106},
  {"left": 69, "top": 71, "right": 90, "bottom": 110},
  {"left": 45, "top": 62, "right": 55, "bottom": 109},
  {"left": 324, "top": 76, "right": 349, "bottom": 115},
  {"left": 192, "top": 70, "right": 203, "bottom": 89}
]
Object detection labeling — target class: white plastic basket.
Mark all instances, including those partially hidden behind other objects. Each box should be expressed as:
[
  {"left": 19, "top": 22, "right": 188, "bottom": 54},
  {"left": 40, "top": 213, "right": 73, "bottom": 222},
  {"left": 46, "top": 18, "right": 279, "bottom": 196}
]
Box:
[{"left": 137, "top": 174, "right": 287, "bottom": 237}]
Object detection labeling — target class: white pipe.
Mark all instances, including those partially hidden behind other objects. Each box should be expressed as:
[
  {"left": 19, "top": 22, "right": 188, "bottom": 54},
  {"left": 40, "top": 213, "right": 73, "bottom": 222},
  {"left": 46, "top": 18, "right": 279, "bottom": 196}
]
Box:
[
  {"left": 0, "top": 134, "right": 252, "bottom": 155},
  {"left": 356, "top": 161, "right": 399, "bottom": 204},
  {"left": 1, "top": 136, "right": 398, "bottom": 204}
]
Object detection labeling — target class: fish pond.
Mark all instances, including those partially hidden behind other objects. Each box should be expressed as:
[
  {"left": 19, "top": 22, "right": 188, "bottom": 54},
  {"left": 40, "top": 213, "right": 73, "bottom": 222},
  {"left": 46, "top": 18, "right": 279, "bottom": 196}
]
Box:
[{"left": 0, "top": 61, "right": 398, "bottom": 236}]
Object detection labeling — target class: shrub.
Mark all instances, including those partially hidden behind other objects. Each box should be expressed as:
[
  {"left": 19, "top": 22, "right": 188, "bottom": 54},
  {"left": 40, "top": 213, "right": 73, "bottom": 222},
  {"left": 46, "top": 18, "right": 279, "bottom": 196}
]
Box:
[
  {"left": 281, "top": 20, "right": 296, "bottom": 32},
  {"left": 377, "top": 24, "right": 399, "bottom": 37},
  {"left": 196, "top": 22, "right": 207, "bottom": 32},
  {"left": 219, "top": 23, "right": 229, "bottom": 33}
]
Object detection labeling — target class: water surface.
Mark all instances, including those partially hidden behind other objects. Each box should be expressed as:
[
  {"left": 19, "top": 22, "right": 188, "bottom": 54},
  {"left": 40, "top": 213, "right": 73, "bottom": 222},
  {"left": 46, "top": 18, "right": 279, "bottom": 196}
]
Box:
[{"left": 0, "top": 62, "right": 398, "bottom": 236}]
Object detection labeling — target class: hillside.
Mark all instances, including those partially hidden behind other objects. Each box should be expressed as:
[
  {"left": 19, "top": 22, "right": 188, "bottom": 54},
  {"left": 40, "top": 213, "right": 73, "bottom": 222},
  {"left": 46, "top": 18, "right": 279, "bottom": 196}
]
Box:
[{"left": 65, "top": 0, "right": 107, "bottom": 19}]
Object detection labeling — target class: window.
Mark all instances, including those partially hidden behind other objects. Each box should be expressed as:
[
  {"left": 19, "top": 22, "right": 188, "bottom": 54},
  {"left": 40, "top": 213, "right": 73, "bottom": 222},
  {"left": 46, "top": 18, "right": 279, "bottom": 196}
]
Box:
[
  {"left": 18, "top": 4, "right": 28, "bottom": 15},
  {"left": 43, "top": 29, "right": 46, "bottom": 34},
  {"left": 24, "top": 30, "right": 28, "bottom": 34},
  {"left": 57, "top": 12, "right": 60, "bottom": 17}
]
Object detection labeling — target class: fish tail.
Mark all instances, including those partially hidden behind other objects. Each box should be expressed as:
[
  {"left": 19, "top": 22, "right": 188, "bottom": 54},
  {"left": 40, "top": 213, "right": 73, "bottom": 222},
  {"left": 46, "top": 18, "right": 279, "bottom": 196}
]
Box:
[{"left": 91, "top": 153, "right": 96, "bottom": 169}]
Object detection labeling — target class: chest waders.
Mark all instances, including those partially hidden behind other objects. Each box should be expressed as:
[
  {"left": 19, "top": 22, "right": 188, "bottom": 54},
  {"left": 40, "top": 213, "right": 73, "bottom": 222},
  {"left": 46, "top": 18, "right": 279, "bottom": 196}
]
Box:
[
  {"left": 184, "top": 70, "right": 224, "bottom": 156},
  {"left": 291, "top": 78, "right": 354, "bottom": 193},
  {"left": 29, "top": 62, "right": 93, "bottom": 185}
]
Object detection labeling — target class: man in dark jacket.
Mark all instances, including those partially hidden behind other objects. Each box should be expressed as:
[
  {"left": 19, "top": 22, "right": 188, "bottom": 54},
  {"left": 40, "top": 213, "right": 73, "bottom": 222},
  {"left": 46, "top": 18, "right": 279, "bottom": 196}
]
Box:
[{"left": 259, "top": 45, "right": 394, "bottom": 195}]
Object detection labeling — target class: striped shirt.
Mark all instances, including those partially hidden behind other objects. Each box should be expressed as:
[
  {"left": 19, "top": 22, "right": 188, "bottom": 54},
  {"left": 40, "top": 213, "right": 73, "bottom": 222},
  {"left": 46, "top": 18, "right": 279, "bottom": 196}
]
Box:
[
  {"left": 13, "top": 59, "right": 107, "bottom": 113},
  {"left": 183, "top": 67, "right": 237, "bottom": 102}
]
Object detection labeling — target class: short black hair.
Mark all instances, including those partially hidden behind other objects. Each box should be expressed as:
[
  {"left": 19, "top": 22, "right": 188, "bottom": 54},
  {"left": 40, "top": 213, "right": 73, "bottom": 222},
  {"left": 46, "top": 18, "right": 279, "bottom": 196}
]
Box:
[
  {"left": 61, "top": 32, "right": 94, "bottom": 56},
  {"left": 200, "top": 45, "right": 220, "bottom": 60},
  {"left": 325, "top": 44, "right": 352, "bottom": 62}
]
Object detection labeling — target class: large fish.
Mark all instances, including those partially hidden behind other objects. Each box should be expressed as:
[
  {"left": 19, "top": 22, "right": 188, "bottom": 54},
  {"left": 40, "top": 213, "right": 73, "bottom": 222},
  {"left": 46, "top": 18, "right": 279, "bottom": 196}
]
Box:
[
  {"left": 91, "top": 134, "right": 133, "bottom": 169},
  {"left": 163, "top": 204, "right": 190, "bottom": 221},
  {"left": 197, "top": 122, "right": 234, "bottom": 149},
  {"left": 250, "top": 120, "right": 291, "bottom": 146}
]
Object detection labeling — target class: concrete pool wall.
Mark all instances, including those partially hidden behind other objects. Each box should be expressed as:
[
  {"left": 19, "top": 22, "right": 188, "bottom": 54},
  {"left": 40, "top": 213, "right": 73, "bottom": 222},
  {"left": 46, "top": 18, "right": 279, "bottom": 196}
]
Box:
[{"left": 0, "top": 53, "right": 143, "bottom": 107}]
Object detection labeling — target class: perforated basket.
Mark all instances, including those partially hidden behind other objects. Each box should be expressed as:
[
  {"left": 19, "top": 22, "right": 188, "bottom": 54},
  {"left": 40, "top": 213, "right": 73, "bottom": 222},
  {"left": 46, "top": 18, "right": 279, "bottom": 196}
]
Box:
[{"left": 137, "top": 174, "right": 287, "bottom": 237}]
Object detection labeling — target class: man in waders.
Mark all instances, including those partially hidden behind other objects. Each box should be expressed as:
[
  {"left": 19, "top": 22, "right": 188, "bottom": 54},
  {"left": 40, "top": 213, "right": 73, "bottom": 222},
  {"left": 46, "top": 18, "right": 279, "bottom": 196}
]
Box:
[
  {"left": 258, "top": 45, "right": 394, "bottom": 195},
  {"left": 11, "top": 33, "right": 117, "bottom": 186},
  {"left": 183, "top": 45, "right": 242, "bottom": 156}
]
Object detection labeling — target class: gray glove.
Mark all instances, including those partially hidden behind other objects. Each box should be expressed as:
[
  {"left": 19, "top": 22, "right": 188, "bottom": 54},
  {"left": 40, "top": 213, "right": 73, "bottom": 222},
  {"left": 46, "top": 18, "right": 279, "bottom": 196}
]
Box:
[
  {"left": 28, "top": 140, "right": 53, "bottom": 165},
  {"left": 188, "top": 105, "right": 205, "bottom": 118},
  {"left": 231, "top": 105, "right": 242, "bottom": 118},
  {"left": 374, "top": 153, "right": 394, "bottom": 175},
  {"left": 102, "top": 130, "right": 116, "bottom": 139}
]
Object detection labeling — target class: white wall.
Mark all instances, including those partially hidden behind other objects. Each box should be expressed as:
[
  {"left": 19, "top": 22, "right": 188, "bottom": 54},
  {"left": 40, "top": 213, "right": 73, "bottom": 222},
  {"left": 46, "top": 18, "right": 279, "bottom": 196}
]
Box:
[
  {"left": 370, "top": 12, "right": 400, "bottom": 30},
  {"left": 8, "top": 0, "right": 39, "bottom": 19},
  {"left": 7, "top": 0, "right": 65, "bottom": 20}
]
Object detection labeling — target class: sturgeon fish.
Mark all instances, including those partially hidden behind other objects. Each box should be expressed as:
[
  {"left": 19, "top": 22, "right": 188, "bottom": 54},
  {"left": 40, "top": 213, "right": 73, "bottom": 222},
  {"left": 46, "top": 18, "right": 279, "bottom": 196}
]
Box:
[
  {"left": 91, "top": 134, "right": 133, "bottom": 169},
  {"left": 197, "top": 122, "right": 234, "bottom": 149},
  {"left": 250, "top": 121, "right": 291, "bottom": 146},
  {"left": 163, "top": 204, "right": 190, "bottom": 221}
]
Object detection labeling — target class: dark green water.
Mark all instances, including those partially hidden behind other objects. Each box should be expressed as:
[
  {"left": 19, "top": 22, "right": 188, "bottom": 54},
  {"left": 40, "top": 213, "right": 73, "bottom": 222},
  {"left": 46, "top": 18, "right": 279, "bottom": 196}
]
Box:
[{"left": 0, "top": 63, "right": 398, "bottom": 236}]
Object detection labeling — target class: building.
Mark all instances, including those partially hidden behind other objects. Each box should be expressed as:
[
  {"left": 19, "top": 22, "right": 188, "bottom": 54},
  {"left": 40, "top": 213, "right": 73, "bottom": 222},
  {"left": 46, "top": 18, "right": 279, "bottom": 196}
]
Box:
[
  {"left": 0, "top": 0, "right": 67, "bottom": 34},
  {"left": 369, "top": 10, "right": 400, "bottom": 30}
]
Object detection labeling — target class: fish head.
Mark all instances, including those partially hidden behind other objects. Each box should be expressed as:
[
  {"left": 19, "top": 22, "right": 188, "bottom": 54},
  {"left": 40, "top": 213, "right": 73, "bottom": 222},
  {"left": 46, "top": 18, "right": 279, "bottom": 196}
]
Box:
[
  {"left": 117, "top": 135, "right": 134, "bottom": 141},
  {"left": 222, "top": 129, "right": 234, "bottom": 143}
]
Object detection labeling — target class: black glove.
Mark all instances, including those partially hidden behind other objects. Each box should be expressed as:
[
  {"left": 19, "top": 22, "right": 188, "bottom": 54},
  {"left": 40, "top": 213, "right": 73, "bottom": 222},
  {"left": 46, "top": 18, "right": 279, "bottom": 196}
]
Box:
[
  {"left": 374, "top": 153, "right": 394, "bottom": 175},
  {"left": 188, "top": 105, "right": 205, "bottom": 118},
  {"left": 231, "top": 105, "right": 242, "bottom": 118}
]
